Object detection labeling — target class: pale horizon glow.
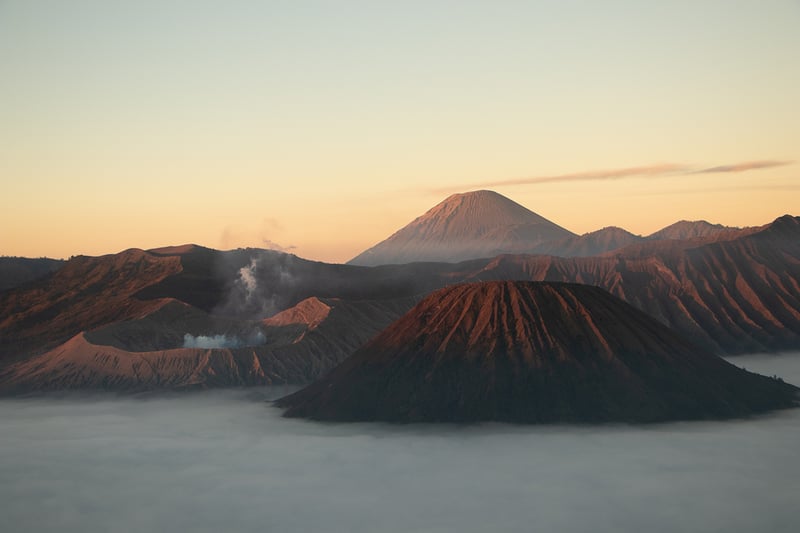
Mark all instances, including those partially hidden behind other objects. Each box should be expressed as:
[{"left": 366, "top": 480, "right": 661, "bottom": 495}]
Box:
[{"left": 1, "top": 1, "right": 798, "bottom": 263}]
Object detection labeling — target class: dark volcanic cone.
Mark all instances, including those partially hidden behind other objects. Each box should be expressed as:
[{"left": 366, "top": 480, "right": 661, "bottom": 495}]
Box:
[{"left": 278, "top": 281, "right": 798, "bottom": 423}]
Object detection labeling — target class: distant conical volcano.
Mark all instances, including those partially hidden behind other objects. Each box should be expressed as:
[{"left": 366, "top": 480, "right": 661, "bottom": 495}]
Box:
[
  {"left": 278, "top": 281, "right": 798, "bottom": 423},
  {"left": 347, "top": 190, "right": 575, "bottom": 266}
]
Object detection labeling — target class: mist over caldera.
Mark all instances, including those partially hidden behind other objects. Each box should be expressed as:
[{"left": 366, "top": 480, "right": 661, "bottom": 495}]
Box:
[{"left": 1, "top": 190, "right": 798, "bottom": 424}]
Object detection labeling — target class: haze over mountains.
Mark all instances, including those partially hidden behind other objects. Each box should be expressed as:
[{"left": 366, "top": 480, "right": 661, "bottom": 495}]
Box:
[
  {"left": 0, "top": 190, "right": 798, "bottom": 400},
  {"left": 348, "top": 190, "right": 576, "bottom": 266},
  {"left": 348, "top": 190, "right": 742, "bottom": 266},
  {"left": 649, "top": 220, "right": 735, "bottom": 241},
  {"left": 0, "top": 296, "right": 416, "bottom": 393}
]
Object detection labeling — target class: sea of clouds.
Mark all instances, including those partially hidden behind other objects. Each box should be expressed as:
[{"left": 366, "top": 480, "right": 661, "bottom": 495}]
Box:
[{"left": 1, "top": 354, "right": 799, "bottom": 533}]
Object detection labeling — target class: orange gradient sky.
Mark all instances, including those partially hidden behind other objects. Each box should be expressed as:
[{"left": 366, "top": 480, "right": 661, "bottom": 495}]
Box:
[{"left": 1, "top": 1, "right": 798, "bottom": 263}]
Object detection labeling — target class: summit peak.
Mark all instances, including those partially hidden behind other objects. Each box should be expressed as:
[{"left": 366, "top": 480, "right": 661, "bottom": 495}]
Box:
[{"left": 348, "top": 190, "right": 575, "bottom": 266}]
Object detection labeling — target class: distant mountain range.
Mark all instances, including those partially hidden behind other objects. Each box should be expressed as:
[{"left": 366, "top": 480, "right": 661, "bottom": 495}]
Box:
[
  {"left": 0, "top": 191, "right": 744, "bottom": 292},
  {"left": 347, "top": 190, "right": 742, "bottom": 265},
  {"left": 0, "top": 191, "right": 798, "bottom": 397},
  {"left": 648, "top": 219, "right": 735, "bottom": 241}
]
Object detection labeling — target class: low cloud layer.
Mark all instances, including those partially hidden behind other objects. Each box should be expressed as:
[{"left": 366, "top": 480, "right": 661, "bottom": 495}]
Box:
[{"left": 1, "top": 354, "right": 798, "bottom": 533}]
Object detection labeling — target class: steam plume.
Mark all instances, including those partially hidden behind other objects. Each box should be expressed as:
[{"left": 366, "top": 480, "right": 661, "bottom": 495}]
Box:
[{"left": 182, "top": 332, "right": 266, "bottom": 349}]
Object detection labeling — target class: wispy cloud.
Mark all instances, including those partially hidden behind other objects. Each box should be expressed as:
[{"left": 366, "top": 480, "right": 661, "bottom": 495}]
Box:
[
  {"left": 220, "top": 218, "right": 296, "bottom": 252},
  {"left": 433, "top": 160, "right": 793, "bottom": 195},
  {"left": 694, "top": 160, "right": 792, "bottom": 174},
  {"left": 486, "top": 164, "right": 688, "bottom": 187},
  {"left": 262, "top": 238, "right": 297, "bottom": 253},
  {"left": 432, "top": 164, "right": 687, "bottom": 194}
]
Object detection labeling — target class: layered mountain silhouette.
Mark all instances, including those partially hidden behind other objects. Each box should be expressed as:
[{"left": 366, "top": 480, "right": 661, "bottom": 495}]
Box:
[
  {"left": 647, "top": 220, "right": 736, "bottom": 241},
  {"left": 530, "top": 226, "right": 644, "bottom": 257},
  {"left": 0, "top": 257, "right": 64, "bottom": 291},
  {"left": 0, "top": 193, "right": 798, "bottom": 393},
  {"left": 0, "top": 248, "right": 184, "bottom": 366},
  {"left": 0, "top": 295, "right": 418, "bottom": 393},
  {"left": 347, "top": 191, "right": 750, "bottom": 265},
  {"left": 348, "top": 190, "right": 576, "bottom": 265},
  {"left": 278, "top": 281, "right": 798, "bottom": 423}
]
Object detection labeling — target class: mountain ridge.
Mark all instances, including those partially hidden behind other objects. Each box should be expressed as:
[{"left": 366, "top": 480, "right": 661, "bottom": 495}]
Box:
[
  {"left": 647, "top": 220, "right": 737, "bottom": 241},
  {"left": 0, "top": 295, "right": 419, "bottom": 393},
  {"left": 1, "top": 214, "right": 798, "bottom": 393}
]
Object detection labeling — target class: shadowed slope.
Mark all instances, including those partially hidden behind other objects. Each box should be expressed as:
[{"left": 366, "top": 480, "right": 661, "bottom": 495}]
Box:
[
  {"left": 0, "top": 296, "right": 419, "bottom": 393},
  {"left": 279, "top": 281, "right": 798, "bottom": 423},
  {"left": 0, "top": 257, "right": 64, "bottom": 291},
  {"left": 0, "top": 249, "right": 182, "bottom": 364},
  {"left": 530, "top": 226, "right": 643, "bottom": 257},
  {"left": 462, "top": 215, "right": 800, "bottom": 353}
]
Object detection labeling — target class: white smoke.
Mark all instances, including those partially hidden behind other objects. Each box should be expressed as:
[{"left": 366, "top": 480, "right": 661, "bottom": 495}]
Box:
[
  {"left": 262, "top": 238, "right": 297, "bottom": 253},
  {"left": 182, "top": 331, "right": 266, "bottom": 349},
  {"left": 219, "top": 253, "right": 297, "bottom": 319},
  {"left": 238, "top": 258, "right": 259, "bottom": 302}
]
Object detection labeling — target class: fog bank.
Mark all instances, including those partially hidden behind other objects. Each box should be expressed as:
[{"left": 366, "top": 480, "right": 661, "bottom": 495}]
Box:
[{"left": 1, "top": 354, "right": 799, "bottom": 533}]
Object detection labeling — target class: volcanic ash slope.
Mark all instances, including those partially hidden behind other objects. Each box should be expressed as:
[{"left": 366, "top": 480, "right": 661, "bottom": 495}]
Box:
[
  {"left": 347, "top": 190, "right": 575, "bottom": 265},
  {"left": 278, "top": 281, "right": 798, "bottom": 424}
]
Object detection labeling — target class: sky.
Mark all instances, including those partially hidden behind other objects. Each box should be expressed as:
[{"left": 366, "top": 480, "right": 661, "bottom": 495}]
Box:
[{"left": 1, "top": 1, "right": 798, "bottom": 263}]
